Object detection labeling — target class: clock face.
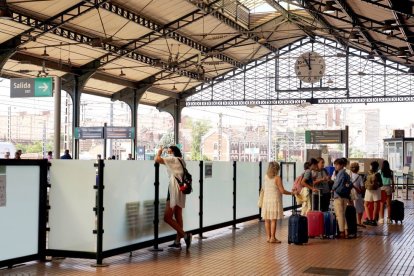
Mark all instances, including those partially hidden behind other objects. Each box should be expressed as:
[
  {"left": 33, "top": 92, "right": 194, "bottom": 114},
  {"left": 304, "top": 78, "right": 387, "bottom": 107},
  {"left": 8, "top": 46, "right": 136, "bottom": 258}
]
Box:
[{"left": 294, "top": 51, "right": 326, "bottom": 84}]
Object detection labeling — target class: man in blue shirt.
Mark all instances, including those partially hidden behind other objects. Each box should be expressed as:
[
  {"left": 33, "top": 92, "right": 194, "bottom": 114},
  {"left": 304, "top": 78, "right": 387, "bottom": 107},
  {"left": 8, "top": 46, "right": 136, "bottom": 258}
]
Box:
[
  {"left": 60, "top": 149, "right": 72, "bottom": 159},
  {"left": 332, "top": 158, "right": 350, "bottom": 238}
]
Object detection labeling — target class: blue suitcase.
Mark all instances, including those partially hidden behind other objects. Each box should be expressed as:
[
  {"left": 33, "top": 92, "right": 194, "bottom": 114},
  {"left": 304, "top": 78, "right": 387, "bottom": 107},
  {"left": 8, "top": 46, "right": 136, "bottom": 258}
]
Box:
[
  {"left": 323, "top": 211, "right": 336, "bottom": 238},
  {"left": 288, "top": 196, "right": 308, "bottom": 245}
]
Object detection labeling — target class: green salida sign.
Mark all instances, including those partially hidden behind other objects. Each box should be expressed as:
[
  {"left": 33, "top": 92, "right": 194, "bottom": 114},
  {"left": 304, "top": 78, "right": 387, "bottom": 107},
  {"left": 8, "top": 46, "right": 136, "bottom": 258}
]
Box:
[{"left": 10, "top": 77, "right": 53, "bottom": 98}]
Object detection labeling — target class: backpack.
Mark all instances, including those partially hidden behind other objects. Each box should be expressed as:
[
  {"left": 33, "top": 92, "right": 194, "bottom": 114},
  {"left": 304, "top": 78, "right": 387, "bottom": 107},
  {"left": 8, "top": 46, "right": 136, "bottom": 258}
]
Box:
[
  {"left": 175, "top": 158, "right": 192, "bottom": 194},
  {"left": 293, "top": 175, "right": 304, "bottom": 193},
  {"left": 334, "top": 171, "right": 353, "bottom": 198},
  {"left": 365, "top": 172, "right": 382, "bottom": 190}
]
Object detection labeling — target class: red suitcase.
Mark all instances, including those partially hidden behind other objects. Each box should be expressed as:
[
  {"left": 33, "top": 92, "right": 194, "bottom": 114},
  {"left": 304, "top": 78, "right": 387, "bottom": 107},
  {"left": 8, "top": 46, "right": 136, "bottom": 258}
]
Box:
[{"left": 308, "top": 190, "right": 324, "bottom": 238}]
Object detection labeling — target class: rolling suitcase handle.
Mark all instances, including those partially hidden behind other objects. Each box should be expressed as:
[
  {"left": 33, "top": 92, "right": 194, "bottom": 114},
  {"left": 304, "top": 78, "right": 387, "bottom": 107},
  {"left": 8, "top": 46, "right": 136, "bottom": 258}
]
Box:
[{"left": 311, "top": 189, "right": 322, "bottom": 211}]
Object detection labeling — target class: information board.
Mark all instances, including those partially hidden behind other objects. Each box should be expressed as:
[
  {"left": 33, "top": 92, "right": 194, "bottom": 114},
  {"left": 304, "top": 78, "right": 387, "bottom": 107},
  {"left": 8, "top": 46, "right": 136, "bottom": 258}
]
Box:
[
  {"left": 305, "top": 130, "right": 345, "bottom": 144},
  {"left": 105, "top": 127, "right": 135, "bottom": 139},
  {"left": 10, "top": 77, "right": 53, "bottom": 98},
  {"left": 74, "top": 127, "right": 104, "bottom": 139}
]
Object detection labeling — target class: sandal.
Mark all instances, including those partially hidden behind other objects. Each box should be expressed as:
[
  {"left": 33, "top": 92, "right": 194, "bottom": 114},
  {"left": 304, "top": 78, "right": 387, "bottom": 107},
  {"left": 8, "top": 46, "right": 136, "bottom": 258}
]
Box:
[{"left": 269, "top": 238, "right": 282, "bottom": 243}]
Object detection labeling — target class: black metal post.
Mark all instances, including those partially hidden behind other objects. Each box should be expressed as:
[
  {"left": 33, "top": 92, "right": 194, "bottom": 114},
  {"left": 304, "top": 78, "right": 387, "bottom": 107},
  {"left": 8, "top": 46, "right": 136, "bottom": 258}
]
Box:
[
  {"left": 259, "top": 161, "right": 263, "bottom": 221},
  {"left": 38, "top": 159, "right": 48, "bottom": 262},
  {"left": 231, "top": 161, "right": 239, "bottom": 229},
  {"left": 150, "top": 163, "right": 163, "bottom": 251},
  {"left": 93, "top": 159, "right": 107, "bottom": 267},
  {"left": 406, "top": 174, "right": 409, "bottom": 201},
  {"left": 103, "top": 123, "right": 107, "bottom": 159},
  {"left": 198, "top": 161, "right": 207, "bottom": 239}
]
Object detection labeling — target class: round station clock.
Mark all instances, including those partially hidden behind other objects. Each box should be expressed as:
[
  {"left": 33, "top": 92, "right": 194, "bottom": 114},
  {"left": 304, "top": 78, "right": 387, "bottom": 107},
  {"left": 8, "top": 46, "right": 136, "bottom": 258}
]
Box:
[{"left": 294, "top": 51, "right": 326, "bottom": 84}]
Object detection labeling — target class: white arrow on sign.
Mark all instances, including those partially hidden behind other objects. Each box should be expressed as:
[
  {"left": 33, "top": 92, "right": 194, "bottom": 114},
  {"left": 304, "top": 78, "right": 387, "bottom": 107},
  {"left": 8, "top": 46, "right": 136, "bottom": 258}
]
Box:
[{"left": 39, "top": 83, "right": 48, "bottom": 92}]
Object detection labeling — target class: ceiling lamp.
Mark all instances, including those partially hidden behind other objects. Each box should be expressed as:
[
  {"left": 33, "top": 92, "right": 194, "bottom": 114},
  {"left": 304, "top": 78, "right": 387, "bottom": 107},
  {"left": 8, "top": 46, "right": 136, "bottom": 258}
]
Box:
[
  {"left": 326, "top": 78, "right": 333, "bottom": 84},
  {"left": 382, "top": 20, "right": 395, "bottom": 34},
  {"left": 172, "top": 84, "right": 177, "bottom": 91},
  {"left": 336, "top": 52, "right": 347, "bottom": 57},
  {"left": 41, "top": 47, "right": 49, "bottom": 57},
  {"left": 349, "top": 31, "right": 360, "bottom": 42},
  {"left": 386, "top": 31, "right": 395, "bottom": 41},
  {"left": 119, "top": 69, "right": 125, "bottom": 77},
  {"left": 357, "top": 71, "right": 367, "bottom": 76},
  {"left": 323, "top": 1, "right": 335, "bottom": 13},
  {"left": 397, "top": 48, "right": 408, "bottom": 58}
]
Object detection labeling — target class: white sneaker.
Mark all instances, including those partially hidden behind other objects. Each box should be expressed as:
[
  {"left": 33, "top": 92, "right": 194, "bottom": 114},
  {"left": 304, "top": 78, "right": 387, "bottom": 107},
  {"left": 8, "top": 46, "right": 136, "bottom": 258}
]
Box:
[
  {"left": 387, "top": 218, "right": 392, "bottom": 224},
  {"left": 378, "top": 218, "right": 384, "bottom": 224}
]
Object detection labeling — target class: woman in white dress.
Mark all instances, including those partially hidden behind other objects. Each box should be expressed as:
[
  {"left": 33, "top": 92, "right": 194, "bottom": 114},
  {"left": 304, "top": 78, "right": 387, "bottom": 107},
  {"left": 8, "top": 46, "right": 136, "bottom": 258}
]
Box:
[
  {"left": 261, "top": 162, "right": 292, "bottom": 243},
  {"left": 155, "top": 146, "right": 192, "bottom": 250}
]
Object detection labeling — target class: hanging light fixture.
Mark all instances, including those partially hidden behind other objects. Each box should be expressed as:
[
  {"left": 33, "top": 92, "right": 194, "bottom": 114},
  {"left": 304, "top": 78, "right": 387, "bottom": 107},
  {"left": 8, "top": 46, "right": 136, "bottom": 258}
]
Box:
[
  {"left": 326, "top": 78, "right": 334, "bottom": 84},
  {"left": 349, "top": 31, "right": 360, "bottom": 42},
  {"left": 41, "top": 47, "right": 49, "bottom": 57},
  {"left": 397, "top": 48, "right": 408, "bottom": 58},
  {"left": 119, "top": 69, "right": 125, "bottom": 77},
  {"left": 382, "top": 20, "right": 395, "bottom": 34},
  {"left": 172, "top": 84, "right": 177, "bottom": 91},
  {"left": 323, "top": 1, "right": 336, "bottom": 14}
]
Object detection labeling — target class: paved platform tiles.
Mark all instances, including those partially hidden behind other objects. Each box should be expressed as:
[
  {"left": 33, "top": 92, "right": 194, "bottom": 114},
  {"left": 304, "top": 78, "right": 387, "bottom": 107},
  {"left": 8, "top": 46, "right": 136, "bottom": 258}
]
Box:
[{"left": 2, "top": 196, "right": 414, "bottom": 276}]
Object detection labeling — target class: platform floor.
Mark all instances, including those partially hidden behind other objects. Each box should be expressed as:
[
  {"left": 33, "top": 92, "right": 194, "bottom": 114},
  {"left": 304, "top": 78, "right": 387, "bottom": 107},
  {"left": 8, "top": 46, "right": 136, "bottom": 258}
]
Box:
[{"left": 2, "top": 194, "right": 414, "bottom": 276}]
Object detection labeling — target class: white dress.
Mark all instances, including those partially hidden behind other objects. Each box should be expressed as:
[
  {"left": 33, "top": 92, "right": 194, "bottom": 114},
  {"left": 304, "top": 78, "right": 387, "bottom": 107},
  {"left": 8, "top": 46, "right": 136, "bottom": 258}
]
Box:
[
  {"left": 261, "top": 175, "right": 283, "bottom": 220},
  {"left": 163, "top": 156, "right": 186, "bottom": 209}
]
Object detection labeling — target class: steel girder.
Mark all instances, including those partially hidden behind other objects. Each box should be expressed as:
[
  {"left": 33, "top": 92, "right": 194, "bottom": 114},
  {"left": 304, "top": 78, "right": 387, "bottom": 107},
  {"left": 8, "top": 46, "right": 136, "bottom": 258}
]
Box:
[
  {"left": 265, "top": 0, "right": 315, "bottom": 39},
  {"left": 89, "top": 0, "right": 243, "bottom": 69},
  {"left": 187, "top": 0, "right": 278, "bottom": 53},
  {"left": 186, "top": 96, "right": 414, "bottom": 106},
  {"left": 360, "top": 0, "right": 413, "bottom": 18},
  {"left": 11, "top": 11, "right": 203, "bottom": 81},
  {"left": 333, "top": 0, "right": 386, "bottom": 61},
  {"left": 185, "top": 37, "right": 310, "bottom": 98},
  {"left": 185, "top": 37, "right": 414, "bottom": 107},
  {"left": 296, "top": 0, "right": 349, "bottom": 49},
  {"left": 303, "top": 0, "right": 411, "bottom": 58},
  {"left": 386, "top": 0, "right": 414, "bottom": 55}
]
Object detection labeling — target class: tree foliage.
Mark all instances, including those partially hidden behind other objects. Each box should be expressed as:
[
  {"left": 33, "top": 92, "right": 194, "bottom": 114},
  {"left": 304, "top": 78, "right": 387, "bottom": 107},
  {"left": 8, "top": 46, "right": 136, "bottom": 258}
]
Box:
[{"left": 190, "top": 120, "right": 211, "bottom": 160}]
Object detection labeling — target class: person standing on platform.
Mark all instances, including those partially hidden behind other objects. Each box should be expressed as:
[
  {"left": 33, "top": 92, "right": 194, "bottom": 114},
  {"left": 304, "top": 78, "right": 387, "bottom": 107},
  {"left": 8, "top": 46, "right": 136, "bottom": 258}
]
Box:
[
  {"left": 60, "top": 149, "right": 72, "bottom": 159},
  {"left": 363, "top": 161, "right": 382, "bottom": 226},
  {"left": 14, "top": 151, "right": 21, "bottom": 159},
  {"left": 300, "top": 158, "right": 319, "bottom": 215},
  {"left": 4, "top": 152, "right": 10, "bottom": 159},
  {"left": 154, "top": 145, "right": 192, "bottom": 250},
  {"left": 313, "top": 157, "right": 331, "bottom": 212},
  {"left": 332, "top": 158, "right": 351, "bottom": 239},
  {"left": 379, "top": 160, "right": 395, "bottom": 224},
  {"left": 47, "top": 151, "right": 53, "bottom": 160},
  {"left": 261, "top": 162, "right": 292, "bottom": 243},
  {"left": 349, "top": 162, "right": 365, "bottom": 226}
]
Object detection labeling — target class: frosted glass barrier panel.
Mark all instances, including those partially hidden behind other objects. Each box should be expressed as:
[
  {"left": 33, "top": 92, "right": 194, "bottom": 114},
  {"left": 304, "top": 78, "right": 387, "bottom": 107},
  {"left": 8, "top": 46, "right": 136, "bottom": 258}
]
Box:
[
  {"left": 158, "top": 161, "right": 200, "bottom": 239},
  {"left": 158, "top": 163, "right": 178, "bottom": 238},
  {"left": 103, "top": 161, "right": 158, "bottom": 250},
  {"left": 236, "top": 162, "right": 259, "bottom": 219},
  {"left": 182, "top": 161, "right": 200, "bottom": 231},
  {"left": 48, "top": 160, "right": 97, "bottom": 252},
  {"left": 281, "top": 163, "right": 295, "bottom": 208},
  {"left": 0, "top": 166, "right": 39, "bottom": 261},
  {"left": 204, "top": 162, "right": 233, "bottom": 226}
]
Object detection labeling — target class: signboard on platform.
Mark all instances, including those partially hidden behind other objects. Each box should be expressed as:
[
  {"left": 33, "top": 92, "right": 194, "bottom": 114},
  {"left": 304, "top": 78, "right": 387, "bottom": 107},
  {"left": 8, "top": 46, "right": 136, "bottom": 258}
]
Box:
[
  {"left": 305, "top": 130, "right": 345, "bottom": 144},
  {"left": 10, "top": 77, "right": 53, "bottom": 98},
  {"left": 74, "top": 127, "right": 104, "bottom": 139},
  {"left": 105, "top": 127, "right": 135, "bottom": 139}
]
